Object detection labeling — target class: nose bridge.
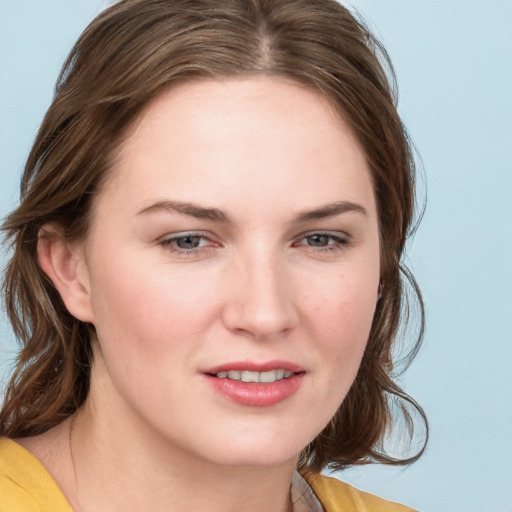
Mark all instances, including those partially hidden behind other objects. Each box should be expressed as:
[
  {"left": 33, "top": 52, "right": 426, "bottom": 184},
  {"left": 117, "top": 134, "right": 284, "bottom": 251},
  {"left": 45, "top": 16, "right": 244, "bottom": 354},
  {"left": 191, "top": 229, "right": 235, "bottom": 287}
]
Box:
[{"left": 223, "top": 242, "right": 297, "bottom": 338}]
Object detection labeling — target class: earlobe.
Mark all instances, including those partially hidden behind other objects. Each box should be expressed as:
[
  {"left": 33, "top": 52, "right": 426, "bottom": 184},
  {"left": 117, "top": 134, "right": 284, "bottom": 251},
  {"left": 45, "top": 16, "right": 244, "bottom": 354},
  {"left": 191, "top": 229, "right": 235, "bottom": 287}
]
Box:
[{"left": 37, "top": 225, "right": 95, "bottom": 323}]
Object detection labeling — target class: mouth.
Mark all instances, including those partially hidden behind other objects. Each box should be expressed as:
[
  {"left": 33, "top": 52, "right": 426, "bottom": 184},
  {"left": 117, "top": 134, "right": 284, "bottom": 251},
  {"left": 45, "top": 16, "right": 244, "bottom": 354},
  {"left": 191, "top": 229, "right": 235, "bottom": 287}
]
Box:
[
  {"left": 203, "top": 361, "right": 305, "bottom": 406},
  {"left": 210, "top": 369, "right": 296, "bottom": 383}
]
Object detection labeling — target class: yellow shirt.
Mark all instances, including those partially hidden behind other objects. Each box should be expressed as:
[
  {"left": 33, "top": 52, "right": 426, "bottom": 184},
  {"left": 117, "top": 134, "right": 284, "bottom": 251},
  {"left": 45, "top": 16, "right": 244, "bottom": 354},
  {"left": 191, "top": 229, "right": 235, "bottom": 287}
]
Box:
[
  {"left": 0, "top": 437, "right": 415, "bottom": 512},
  {"left": 0, "top": 437, "right": 71, "bottom": 512}
]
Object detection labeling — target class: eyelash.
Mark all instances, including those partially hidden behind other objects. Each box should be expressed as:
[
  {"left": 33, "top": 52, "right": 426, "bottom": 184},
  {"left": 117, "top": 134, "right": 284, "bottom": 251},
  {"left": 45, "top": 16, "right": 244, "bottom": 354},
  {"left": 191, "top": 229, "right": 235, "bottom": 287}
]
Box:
[
  {"left": 159, "top": 232, "right": 215, "bottom": 256},
  {"left": 159, "top": 231, "right": 350, "bottom": 257},
  {"left": 292, "top": 231, "right": 350, "bottom": 253}
]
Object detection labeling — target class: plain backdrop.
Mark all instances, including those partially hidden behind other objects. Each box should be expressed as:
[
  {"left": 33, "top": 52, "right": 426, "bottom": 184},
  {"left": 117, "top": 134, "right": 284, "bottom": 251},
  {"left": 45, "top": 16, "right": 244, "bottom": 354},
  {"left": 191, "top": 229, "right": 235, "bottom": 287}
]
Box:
[{"left": 1, "top": 1, "right": 511, "bottom": 511}]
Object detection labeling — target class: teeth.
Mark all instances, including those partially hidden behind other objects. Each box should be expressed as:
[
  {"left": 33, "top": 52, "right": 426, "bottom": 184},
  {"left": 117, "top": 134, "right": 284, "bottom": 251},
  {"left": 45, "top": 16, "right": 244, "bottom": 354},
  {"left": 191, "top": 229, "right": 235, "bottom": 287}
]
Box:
[
  {"left": 240, "top": 370, "right": 259, "bottom": 382},
  {"left": 215, "top": 369, "right": 294, "bottom": 383},
  {"left": 259, "top": 370, "right": 278, "bottom": 383}
]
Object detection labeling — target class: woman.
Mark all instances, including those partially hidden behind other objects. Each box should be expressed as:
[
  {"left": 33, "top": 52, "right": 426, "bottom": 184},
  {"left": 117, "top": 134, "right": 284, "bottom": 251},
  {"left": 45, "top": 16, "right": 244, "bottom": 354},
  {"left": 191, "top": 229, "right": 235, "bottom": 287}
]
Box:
[{"left": 0, "top": 0, "right": 427, "bottom": 511}]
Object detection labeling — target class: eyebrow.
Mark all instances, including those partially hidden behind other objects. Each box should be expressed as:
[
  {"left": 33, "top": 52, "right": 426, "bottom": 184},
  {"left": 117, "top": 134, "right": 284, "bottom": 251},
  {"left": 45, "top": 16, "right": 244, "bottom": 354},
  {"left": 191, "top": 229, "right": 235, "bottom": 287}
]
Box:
[
  {"left": 295, "top": 201, "right": 367, "bottom": 222},
  {"left": 136, "top": 199, "right": 367, "bottom": 223},
  {"left": 137, "top": 201, "right": 231, "bottom": 222}
]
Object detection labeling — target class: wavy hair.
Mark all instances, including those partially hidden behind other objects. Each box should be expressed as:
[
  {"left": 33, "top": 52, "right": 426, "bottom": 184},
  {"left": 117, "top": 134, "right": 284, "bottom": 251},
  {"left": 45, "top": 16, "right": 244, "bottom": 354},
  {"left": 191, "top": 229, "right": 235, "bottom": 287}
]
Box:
[{"left": 1, "top": 0, "right": 427, "bottom": 471}]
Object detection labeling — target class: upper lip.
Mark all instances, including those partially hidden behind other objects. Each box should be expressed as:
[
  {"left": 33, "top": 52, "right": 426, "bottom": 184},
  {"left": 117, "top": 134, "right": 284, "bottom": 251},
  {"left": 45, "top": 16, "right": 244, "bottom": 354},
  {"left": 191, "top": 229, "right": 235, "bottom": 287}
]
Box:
[{"left": 203, "top": 360, "right": 305, "bottom": 375}]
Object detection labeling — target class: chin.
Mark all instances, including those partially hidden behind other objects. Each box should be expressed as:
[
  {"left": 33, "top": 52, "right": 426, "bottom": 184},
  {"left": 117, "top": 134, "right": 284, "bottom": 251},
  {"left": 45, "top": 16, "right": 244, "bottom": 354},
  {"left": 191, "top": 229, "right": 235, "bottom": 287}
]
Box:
[{"left": 189, "top": 428, "right": 309, "bottom": 469}]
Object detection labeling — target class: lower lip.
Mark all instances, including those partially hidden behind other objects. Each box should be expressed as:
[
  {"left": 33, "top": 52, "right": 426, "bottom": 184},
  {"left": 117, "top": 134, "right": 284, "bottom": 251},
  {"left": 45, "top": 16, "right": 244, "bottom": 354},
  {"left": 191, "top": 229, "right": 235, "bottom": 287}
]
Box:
[{"left": 204, "top": 373, "right": 304, "bottom": 407}]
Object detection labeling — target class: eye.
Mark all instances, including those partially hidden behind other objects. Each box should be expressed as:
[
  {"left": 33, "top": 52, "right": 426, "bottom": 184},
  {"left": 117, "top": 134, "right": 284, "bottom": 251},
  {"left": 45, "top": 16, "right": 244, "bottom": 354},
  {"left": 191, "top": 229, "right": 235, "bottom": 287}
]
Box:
[
  {"left": 159, "top": 232, "right": 216, "bottom": 256},
  {"left": 294, "top": 231, "right": 349, "bottom": 252},
  {"left": 304, "top": 234, "right": 333, "bottom": 247},
  {"left": 170, "top": 235, "right": 205, "bottom": 249}
]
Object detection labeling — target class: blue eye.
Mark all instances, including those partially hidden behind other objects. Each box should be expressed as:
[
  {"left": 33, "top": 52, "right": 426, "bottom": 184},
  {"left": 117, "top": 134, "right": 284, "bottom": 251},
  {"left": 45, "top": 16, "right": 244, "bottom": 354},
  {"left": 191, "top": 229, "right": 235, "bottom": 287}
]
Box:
[
  {"left": 172, "top": 235, "right": 204, "bottom": 249},
  {"left": 305, "top": 234, "right": 333, "bottom": 247},
  {"left": 296, "top": 232, "right": 349, "bottom": 252},
  {"left": 160, "top": 233, "right": 211, "bottom": 255}
]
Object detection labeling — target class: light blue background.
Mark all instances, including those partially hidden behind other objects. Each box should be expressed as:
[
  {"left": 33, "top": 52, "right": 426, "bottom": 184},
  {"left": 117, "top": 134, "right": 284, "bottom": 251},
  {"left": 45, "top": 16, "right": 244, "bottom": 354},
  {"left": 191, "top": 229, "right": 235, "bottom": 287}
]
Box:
[{"left": 1, "top": 1, "right": 511, "bottom": 511}]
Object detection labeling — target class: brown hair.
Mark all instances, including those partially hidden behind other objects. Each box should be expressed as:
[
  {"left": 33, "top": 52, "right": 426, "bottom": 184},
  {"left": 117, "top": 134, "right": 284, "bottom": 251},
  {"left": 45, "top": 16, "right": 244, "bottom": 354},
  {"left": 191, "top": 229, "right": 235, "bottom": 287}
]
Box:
[{"left": 1, "top": 0, "right": 427, "bottom": 471}]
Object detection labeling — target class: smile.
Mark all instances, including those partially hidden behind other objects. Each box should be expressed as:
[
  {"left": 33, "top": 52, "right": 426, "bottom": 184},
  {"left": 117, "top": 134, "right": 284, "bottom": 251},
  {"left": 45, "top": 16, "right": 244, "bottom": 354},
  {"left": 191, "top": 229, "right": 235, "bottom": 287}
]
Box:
[
  {"left": 214, "top": 369, "right": 294, "bottom": 383},
  {"left": 204, "top": 361, "right": 305, "bottom": 407}
]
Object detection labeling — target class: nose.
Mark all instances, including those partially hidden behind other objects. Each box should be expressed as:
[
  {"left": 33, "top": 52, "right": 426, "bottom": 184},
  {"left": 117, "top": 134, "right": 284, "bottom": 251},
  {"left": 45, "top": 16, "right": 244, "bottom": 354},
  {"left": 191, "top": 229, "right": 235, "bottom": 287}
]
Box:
[{"left": 221, "top": 249, "right": 298, "bottom": 339}]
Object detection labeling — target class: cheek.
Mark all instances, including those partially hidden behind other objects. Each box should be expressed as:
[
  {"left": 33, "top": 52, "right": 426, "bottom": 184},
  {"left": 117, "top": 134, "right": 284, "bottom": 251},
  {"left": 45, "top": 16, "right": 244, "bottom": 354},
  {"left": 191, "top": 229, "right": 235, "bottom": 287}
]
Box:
[
  {"left": 87, "top": 254, "right": 220, "bottom": 359},
  {"left": 307, "top": 265, "right": 378, "bottom": 333},
  {"left": 303, "top": 267, "right": 378, "bottom": 378},
  {"left": 86, "top": 260, "right": 217, "bottom": 411}
]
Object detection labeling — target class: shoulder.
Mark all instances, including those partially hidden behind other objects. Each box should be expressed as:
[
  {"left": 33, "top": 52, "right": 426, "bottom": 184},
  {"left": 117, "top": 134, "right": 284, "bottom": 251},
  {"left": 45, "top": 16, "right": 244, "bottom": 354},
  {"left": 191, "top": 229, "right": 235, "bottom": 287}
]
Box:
[
  {"left": 0, "top": 437, "right": 72, "bottom": 512},
  {"left": 305, "top": 473, "right": 417, "bottom": 512}
]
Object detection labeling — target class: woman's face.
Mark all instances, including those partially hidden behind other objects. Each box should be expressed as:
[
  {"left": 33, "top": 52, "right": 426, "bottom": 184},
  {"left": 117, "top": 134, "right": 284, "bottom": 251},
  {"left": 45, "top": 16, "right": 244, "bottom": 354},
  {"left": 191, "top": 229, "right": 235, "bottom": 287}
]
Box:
[{"left": 76, "top": 77, "right": 380, "bottom": 467}]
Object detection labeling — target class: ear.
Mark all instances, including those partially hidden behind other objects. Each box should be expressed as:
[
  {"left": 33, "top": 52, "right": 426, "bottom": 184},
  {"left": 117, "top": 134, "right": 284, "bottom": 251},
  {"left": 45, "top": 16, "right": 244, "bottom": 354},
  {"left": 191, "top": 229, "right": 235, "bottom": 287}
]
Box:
[{"left": 37, "top": 225, "right": 95, "bottom": 324}]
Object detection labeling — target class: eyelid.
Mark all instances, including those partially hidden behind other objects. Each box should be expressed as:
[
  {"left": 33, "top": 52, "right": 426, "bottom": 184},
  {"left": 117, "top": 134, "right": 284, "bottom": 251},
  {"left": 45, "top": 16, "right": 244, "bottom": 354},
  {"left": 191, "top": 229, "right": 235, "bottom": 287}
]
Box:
[
  {"left": 159, "top": 230, "right": 212, "bottom": 242},
  {"left": 292, "top": 230, "right": 351, "bottom": 250},
  {"left": 295, "top": 229, "right": 351, "bottom": 241},
  {"left": 158, "top": 230, "right": 220, "bottom": 254}
]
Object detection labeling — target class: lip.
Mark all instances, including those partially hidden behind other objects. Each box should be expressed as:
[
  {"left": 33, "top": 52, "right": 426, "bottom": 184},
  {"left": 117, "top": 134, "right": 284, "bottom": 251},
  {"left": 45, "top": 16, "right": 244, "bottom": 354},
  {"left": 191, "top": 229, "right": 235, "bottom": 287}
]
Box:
[
  {"left": 203, "top": 360, "right": 304, "bottom": 374},
  {"left": 202, "top": 360, "right": 305, "bottom": 407},
  {"left": 204, "top": 373, "right": 304, "bottom": 407}
]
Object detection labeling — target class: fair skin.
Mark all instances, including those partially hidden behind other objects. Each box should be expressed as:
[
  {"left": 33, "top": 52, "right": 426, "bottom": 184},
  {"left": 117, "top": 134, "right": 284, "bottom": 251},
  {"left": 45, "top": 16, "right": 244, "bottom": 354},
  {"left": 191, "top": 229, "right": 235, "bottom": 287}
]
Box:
[{"left": 25, "top": 77, "right": 380, "bottom": 512}]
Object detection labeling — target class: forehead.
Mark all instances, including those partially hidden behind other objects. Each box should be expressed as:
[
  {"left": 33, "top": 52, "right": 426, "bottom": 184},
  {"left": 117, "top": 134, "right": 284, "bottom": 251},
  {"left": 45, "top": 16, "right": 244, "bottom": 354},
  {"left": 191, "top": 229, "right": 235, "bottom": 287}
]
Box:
[{"left": 96, "top": 77, "right": 375, "bottom": 221}]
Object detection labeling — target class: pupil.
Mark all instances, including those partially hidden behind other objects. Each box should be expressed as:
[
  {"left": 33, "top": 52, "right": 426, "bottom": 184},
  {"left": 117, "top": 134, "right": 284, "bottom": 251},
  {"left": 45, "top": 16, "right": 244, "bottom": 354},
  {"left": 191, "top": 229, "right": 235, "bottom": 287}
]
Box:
[
  {"left": 177, "top": 236, "right": 200, "bottom": 249},
  {"left": 308, "top": 234, "right": 329, "bottom": 246}
]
